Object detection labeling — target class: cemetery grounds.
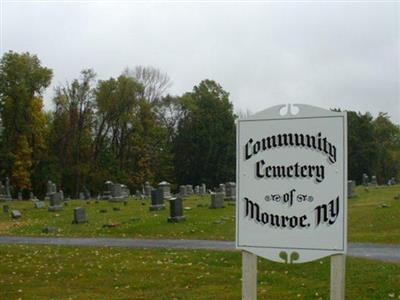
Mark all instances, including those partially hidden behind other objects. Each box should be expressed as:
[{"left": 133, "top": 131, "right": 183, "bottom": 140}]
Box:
[{"left": 0, "top": 185, "right": 399, "bottom": 299}]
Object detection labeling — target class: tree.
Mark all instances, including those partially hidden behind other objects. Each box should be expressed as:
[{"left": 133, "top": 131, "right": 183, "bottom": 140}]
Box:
[
  {"left": 173, "top": 80, "right": 236, "bottom": 188},
  {"left": 50, "top": 69, "right": 96, "bottom": 196},
  {"left": 124, "top": 66, "right": 171, "bottom": 104},
  {"left": 0, "top": 51, "right": 52, "bottom": 192}
]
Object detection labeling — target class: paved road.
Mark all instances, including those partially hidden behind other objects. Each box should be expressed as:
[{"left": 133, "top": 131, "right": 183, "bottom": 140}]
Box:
[{"left": 0, "top": 236, "right": 398, "bottom": 262}]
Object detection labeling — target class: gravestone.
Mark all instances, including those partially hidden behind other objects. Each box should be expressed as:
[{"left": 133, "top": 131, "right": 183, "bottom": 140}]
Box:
[
  {"left": 158, "top": 181, "right": 171, "bottom": 199},
  {"left": 362, "top": 173, "right": 369, "bottom": 186},
  {"left": 167, "top": 197, "right": 186, "bottom": 223},
  {"left": 225, "top": 182, "right": 236, "bottom": 201},
  {"left": 34, "top": 201, "right": 46, "bottom": 209},
  {"left": 370, "top": 175, "right": 378, "bottom": 187},
  {"left": 0, "top": 180, "right": 13, "bottom": 201},
  {"left": 186, "top": 185, "right": 193, "bottom": 195},
  {"left": 149, "top": 188, "right": 165, "bottom": 211},
  {"left": 179, "top": 185, "right": 187, "bottom": 197},
  {"left": 101, "top": 181, "right": 113, "bottom": 200},
  {"left": 79, "top": 192, "right": 85, "bottom": 200},
  {"left": 73, "top": 207, "right": 87, "bottom": 224},
  {"left": 144, "top": 181, "right": 152, "bottom": 197},
  {"left": 48, "top": 192, "right": 63, "bottom": 211},
  {"left": 83, "top": 186, "right": 91, "bottom": 200},
  {"left": 199, "top": 183, "right": 206, "bottom": 195},
  {"left": 3, "top": 205, "right": 9, "bottom": 213},
  {"left": 17, "top": 191, "right": 22, "bottom": 200},
  {"left": 347, "top": 180, "right": 356, "bottom": 198},
  {"left": 60, "top": 190, "right": 64, "bottom": 201},
  {"left": 210, "top": 192, "right": 224, "bottom": 209},
  {"left": 42, "top": 226, "right": 58, "bottom": 233},
  {"left": 194, "top": 185, "right": 200, "bottom": 194},
  {"left": 135, "top": 190, "right": 142, "bottom": 198},
  {"left": 11, "top": 210, "right": 21, "bottom": 219},
  {"left": 218, "top": 183, "right": 226, "bottom": 197},
  {"left": 30, "top": 192, "right": 39, "bottom": 201}
]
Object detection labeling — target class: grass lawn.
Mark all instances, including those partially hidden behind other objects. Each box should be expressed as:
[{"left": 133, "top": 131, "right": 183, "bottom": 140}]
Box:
[
  {"left": 0, "top": 185, "right": 399, "bottom": 244},
  {"left": 0, "top": 244, "right": 399, "bottom": 300}
]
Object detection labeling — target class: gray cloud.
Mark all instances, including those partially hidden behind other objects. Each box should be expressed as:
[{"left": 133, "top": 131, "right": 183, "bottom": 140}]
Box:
[{"left": 2, "top": 2, "right": 399, "bottom": 122}]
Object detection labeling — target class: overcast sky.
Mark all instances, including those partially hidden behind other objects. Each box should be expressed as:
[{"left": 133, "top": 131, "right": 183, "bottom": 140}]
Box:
[{"left": 1, "top": 1, "right": 399, "bottom": 123}]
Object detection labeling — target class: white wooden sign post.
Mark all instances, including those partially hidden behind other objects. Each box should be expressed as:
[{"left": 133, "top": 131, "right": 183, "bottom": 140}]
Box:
[{"left": 236, "top": 104, "right": 347, "bottom": 300}]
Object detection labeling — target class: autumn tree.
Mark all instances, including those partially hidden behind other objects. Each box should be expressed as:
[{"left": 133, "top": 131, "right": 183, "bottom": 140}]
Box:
[{"left": 0, "top": 51, "right": 52, "bottom": 193}]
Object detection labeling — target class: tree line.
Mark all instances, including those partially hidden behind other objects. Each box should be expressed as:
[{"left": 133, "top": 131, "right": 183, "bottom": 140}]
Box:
[{"left": 0, "top": 51, "right": 398, "bottom": 198}]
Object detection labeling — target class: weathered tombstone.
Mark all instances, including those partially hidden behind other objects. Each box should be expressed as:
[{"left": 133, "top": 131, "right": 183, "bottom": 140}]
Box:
[
  {"left": 167, "top": 197, "right": 186, "bottom": 223},
  {"left": 3, "top": 177, "right": 12, "bottom": 200},
  {"left": 218, "top": 183, "right": 226, "bottom": 197},
  {"left": 149, "top": 188, "right": 165, "bottom": 211},
  {"left": 11, "top": 210, "right": 21, "bottom": 219},
  {"left": 17, "top": 191, "right": 22, "bottom": 201},
  {"left": 34, "top": 201, "right": 46, "bottom": 209},
  {"left": 101, "top": 181, "right": 113, "bottom": 200},
  {"left": 48, "top": 192, "right": 63, "bottom": 211},
  {"left": 199, "top": 183, "right": 206, "bottom": 195},
  {"left": 121, "top": 185, "right": 130, "bottom": 199},
  {"left": 29, "top": 192, "right": 39, "bottom": 201},
  {"left": 42, "top": 226, "right": 58, "bottom": 233},
  {"left": 210, "top": 192, "right": 224, "bottom": 209},
  {"left": 46, "top": 180, "right": 53, "bottom": 197},
  {"left": 186, "top": 185, "right": 193, "bottom": 195},
  {"left": 179, "top": 185, "right": 187, "bottom": 197},
  {"left": 347, "top": 180, "right": 356, "bottom": 198},
  {"left": 3, "top": 205, "right": 9, "bottom": 213},
  {"left": 79, "top": 192, "right": 85, "bottom": 200},
  {"left": 51, "top": 182, "right": 57, "bottom": 194},
  {"left": 158, "top": 181, "right": 171, "bottom": 199},
  {"left": 370, "top": 175, "right": 378, "bottom": 187},
  {"left": 362, "top": 173, "right": 369, "bottom": 186},
  {"left": 194, "top": 185, "right": 200, "bottom": 194},
  {"left": 73, "top": 207, "right": 87, "bottom": 224},
  {"left": 135, "top": 190, "right": 142, "bottom": 198},
  {"left": 237, "top": 104, "right": 347, "bottom": 299},
  {"left": 225, "top": 182, "right": 236, "bottom": 201},
  {"left": 144, "top": 181, "right": 152, "bottom": 197},
  {"left": 59, "top": 190, "right": 64, "bottom": 201},
  {"left": 83, "top": 186, "right": 91, "bottom": 200}
]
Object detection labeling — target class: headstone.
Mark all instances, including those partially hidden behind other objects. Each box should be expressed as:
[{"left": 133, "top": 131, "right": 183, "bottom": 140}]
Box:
[
  {"left": 48, "top": 192, "right": 63, "bottom": 211},
  {"left": 347, "top": 180, "right": 356, "bottom": 198},
  {"left": 158, "top": 181, "right": 171, "bottom": 199},
  {"left": 79, "top": 192, "right": 85, "bottom": 200},
  {"left": 362, "top": 173, "right": 369, "bottom": 186},
  {"left": 51, "top": 182, "right": 57, "bottom": 194},
  {"left": 194, "top": 185, "right": 200, "bottom": 194},
  {"left": 101, "top": 181, "right": 113, "bottom": 200},
  {"left": 149, "top": 188, "right": 165, "bottom": 211},
  {"left": 11, "top": 210, "right": 21, "bottom": 219},
  {"left": 34, "top": 201, "right": 46, "bottom": 209},
  {"left": 167, "top": 197, "right": 186, "bottom": 223},
  {"left": 2, "top": 177, "right": 12, "bottom": 200},
  {"left": 218, "top": 183, "right": 226, "bottom": 196},
  {"left": 30, "top": 192, "right": 39, "bottom": 201},
  {"left": 179, "top": 185, "right": 187, "bottom": 197},
  {"left": 199, "top": 183, "right": 206, "bottom": 195},
  {"left": 370, "top": 175, "right": 378, "bottom": 187},
  {"left": 144, "top": 181, "right": 152, "bottom": 197},
  {"left": 73, "top": 207, "right": 87, "bottom": 224},
  {"left": 186, "top": 185, "right": 193, "bottom": 195},
  {"left": 42, "top": 226, "right": 58, "bottom": 233},
  {"left": 3, "top": 205, "right": 9, "bottom": 213},
  {"left": 46, "top": 180, "right": 53, "bottom": 197},
  {"left": 210, "top": 192, "right": 224, "bottom": 209},
  {"left": 135, "top": 190, "right": 142, "bottom": 198},
  {"left": 83, "top": 186, "right": 91, "bottom": 200},
  {"left": 59, "top": 190, "right": 64, "bottom": 201},
  {"left": 225, "top": 182, "right": 236, "bottom": 201}
]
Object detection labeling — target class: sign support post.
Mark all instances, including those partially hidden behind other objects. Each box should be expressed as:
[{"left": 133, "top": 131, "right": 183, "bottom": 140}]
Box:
[
  {"left": 330, "top": 254, "right": 346, "bottom": 300},
  {"left": 242, "top": 251, "right": 257, "bottom": 300}
]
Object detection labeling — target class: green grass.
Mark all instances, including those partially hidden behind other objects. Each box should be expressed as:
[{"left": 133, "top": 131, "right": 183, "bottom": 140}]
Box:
[
  {"left": 0, "top": 184, "right": 399, "bottom": 244},
  {"left": 0, "top": 244, "right": 399, "bottom": 300}
]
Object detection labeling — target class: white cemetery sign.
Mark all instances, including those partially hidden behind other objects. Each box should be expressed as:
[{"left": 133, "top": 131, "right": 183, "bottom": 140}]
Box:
[{"left": 236, "top": 104, "right": 347, "bottom": 264}]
